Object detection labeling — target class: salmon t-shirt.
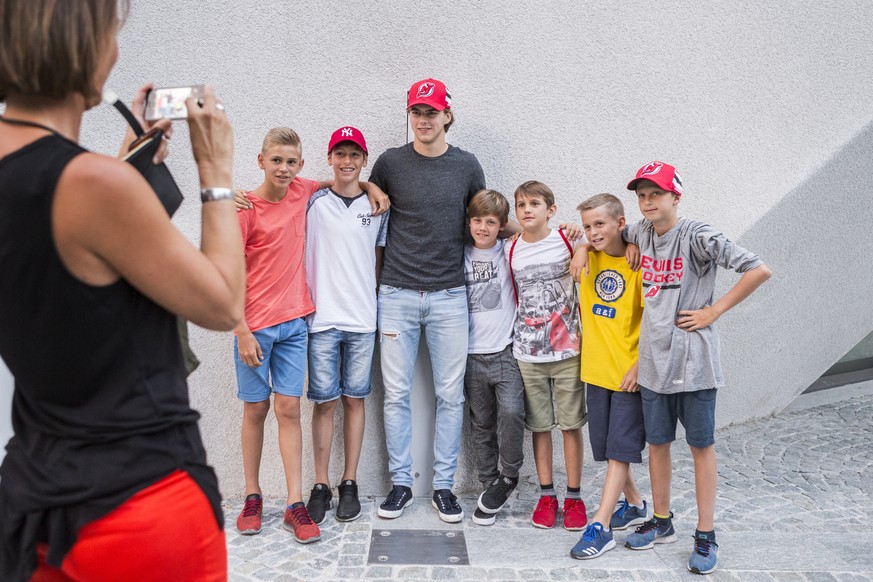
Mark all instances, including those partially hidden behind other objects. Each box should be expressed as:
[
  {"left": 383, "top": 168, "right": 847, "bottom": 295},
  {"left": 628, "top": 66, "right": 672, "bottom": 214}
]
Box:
[{"left": 238, "top": 176, "right": 320, "bottom": 332}]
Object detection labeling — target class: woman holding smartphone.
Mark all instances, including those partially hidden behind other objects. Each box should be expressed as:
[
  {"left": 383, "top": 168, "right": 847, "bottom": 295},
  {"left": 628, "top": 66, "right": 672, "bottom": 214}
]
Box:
[{"left": 0, "top": 1, "right": 244, "bottom": 580}]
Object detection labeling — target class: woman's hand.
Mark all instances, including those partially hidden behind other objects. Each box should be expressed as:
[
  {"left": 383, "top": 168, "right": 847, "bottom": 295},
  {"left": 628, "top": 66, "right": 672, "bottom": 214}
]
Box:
[
  {"left": 118, "top": 83, "right": 173, "bottom": 165},
  {"left": 186, "top": 86, "right": 233, "bottom": 188}
]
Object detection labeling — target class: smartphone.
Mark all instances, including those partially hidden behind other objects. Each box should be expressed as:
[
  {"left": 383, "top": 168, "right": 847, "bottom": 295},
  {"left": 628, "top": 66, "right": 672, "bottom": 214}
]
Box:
[{"left": 144, "top": 85, "right": 205, "bottom": 121}]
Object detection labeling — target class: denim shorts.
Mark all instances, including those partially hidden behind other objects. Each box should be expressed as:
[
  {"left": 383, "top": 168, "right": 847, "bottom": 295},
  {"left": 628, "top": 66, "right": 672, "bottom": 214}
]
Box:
[
  {"left": 640, "top": 386, "right": 717, "bottom": 448},
  {"left": 586, "top": 384, "right": 645, "bottom": 463},
  {"left": 517, "top": 355, "right": 587, "bottom": 431},
  {"left": 307, "top": 328, "right": 375, "bottom": 402},
  {"left": 234, "top": 318, "right": 307, "bottom": 402}
]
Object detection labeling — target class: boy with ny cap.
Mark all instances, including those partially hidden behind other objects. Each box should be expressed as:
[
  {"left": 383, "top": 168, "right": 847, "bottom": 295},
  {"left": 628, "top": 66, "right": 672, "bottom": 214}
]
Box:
[
  {"left": 369, "top": 78, "right": 493, "bottom": 523},
  {"left": 618, "top": 161, "right": 772, "bottom": 574},
  {"left": 304, "top": 127, "right": 388, "bottom": 525}
]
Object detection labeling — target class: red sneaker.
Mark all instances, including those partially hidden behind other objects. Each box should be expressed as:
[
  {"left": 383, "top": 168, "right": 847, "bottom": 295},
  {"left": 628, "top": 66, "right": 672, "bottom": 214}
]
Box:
[
  {"left": 236, "top": 493, "right": 263, "bottom": 535},
  {"left": 283, "top": 504, "right": 321, "bottom": 544},
  {"left": 563, "top": 498, "right": 588, "bottom": 531},
  {"left": 531, "top": 495, "right": 558, "bottom": 529}
]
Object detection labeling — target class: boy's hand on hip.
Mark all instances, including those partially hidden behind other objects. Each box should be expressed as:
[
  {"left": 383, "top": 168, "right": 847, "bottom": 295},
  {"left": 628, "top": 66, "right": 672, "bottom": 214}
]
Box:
[
  {"left": 676, "top": 306, "right": 719, "bottom": 332},
  {"left": 237, "top": 332, "right": 263, "bottom": 367}
]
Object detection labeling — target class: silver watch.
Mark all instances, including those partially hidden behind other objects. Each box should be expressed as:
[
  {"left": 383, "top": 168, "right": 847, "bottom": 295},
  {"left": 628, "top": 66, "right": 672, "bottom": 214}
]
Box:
[{"left": 200, "top": 187, "right": 234, "bottom": 203}]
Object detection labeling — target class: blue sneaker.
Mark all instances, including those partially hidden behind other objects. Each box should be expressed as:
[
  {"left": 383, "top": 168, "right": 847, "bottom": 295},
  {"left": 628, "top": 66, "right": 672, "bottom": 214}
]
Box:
[
  {"left": 687, "top": 530, "right": 719, "bottom": 574},
  {"left": 625, "top": 513, "right": 677, "bottom": 550},
  {"left": 610, "top": 499, "right": 648, "bottom": 530},
  {"left": 570, "top": 522, "right": 615, "bottom": 560}
]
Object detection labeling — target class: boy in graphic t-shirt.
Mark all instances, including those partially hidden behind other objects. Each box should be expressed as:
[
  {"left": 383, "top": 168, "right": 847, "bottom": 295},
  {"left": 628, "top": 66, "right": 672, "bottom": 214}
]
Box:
[
  {"left": 506, "top": 180, "right": 587, "bottom": 532},
  {"left": 463, "top": 189, "right": 526, "bottom": 527}
]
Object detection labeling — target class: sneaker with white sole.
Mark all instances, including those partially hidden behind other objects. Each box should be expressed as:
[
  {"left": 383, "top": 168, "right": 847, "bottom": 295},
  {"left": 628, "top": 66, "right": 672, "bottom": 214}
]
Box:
[
  {"left": 432, "top": 489, "right": 464, "bottom": 523},
  {"left": 477, "top": 475, "right": 518, "bottom": 514},
  {"left": 625, "top": 513, "right": 677, "bottom": 550},
  {"left": 610, "top": 498, "right": 648, "bottom": 530},
  {"left": 472, "top": 507, "right": 496, "bottom": 526},
  {"left": 687, "top": 530, "right": 719, "bottom": 575},
  {"left": 378, "top": 485, "right": 413, "bottom": 519},
  {"left": 570, "top": 522, "right": 616, "bottom": 560}
]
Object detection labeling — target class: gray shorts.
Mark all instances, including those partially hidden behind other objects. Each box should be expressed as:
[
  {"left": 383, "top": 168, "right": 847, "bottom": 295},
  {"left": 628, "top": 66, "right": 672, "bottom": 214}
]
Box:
[{"left": 640, "top": 387, "right": 717, "bottom": 448}]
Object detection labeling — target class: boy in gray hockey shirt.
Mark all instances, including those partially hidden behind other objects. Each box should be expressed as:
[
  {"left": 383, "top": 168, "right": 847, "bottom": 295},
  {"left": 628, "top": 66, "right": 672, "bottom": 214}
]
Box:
[{"left": 619, "top": 161, "right": 771, "bottom": 575}]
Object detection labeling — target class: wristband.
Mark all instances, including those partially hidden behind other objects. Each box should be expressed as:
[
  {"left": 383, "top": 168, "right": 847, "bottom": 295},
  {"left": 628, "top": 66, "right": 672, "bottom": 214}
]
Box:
[{"left": 200, "top": 187, "right": 233, "bottom": 203}]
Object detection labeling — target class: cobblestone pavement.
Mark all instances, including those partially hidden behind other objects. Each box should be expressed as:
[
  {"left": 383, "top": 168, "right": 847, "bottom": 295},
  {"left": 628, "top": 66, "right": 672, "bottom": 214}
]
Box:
[{"left": 225, "top": 389, "right": 873, "bottom": 581}]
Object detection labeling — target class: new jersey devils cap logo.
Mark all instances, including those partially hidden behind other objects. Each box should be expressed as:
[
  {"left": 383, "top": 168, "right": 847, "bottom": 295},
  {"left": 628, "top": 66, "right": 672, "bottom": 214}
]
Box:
[
  {"left": 416, "top": 82, "right": 436, "bottom": 99},
  {"left": 641, "top": 162, "right": 663, "bottom": 176},
  {"left": 626, "top": 160, "right": 683, "bottom": 197},
  {"left": 407, "top": 78, "right": 451, "bottom": 111}
]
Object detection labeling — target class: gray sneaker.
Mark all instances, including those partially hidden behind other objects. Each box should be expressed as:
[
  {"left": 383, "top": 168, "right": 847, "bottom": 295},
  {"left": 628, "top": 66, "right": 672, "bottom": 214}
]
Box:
[
  {"left": 687, "top": 530, "right": 719, "bottom": 575},
  {"left": 610, "top": 499, "right": 648, "bottom": 530},
  {"left": 625, "top": 513, "right": 677, "bottom": 550}
]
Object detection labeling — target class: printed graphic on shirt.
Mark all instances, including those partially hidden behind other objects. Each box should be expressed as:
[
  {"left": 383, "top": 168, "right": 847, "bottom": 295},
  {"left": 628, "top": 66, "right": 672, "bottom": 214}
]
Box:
[
  {"left": 595, "top": 269, "right": 625, "bottom": 302},
  {"left": 641, "top": 255, "right": 683, "bottom": 299},
  {"left": 514, "top": 261, "right": 579, "bottom": 358},
  {"left": 467, "top": 259, "right": 503, "bottom": 313},
  {"left": 592, "top": 269, "right": 626, "bottom": 320},
  {"left": 357, "top": 211, "right": 375, "bottom": 227}
]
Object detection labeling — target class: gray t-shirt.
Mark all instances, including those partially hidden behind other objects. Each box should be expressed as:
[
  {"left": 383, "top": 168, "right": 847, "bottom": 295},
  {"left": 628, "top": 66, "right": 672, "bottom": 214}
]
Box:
[
  {"left": 370, "top": 143, "right": 486, "bottom": 290},
  {"left": 625, "top": 217, "right": 764, "bottom": 394}
]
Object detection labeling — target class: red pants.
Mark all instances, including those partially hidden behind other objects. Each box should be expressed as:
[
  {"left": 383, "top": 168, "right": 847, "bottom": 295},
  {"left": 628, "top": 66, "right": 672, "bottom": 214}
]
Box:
[{"left": 31, "top": 470, "right": 226, "bottom": 582}]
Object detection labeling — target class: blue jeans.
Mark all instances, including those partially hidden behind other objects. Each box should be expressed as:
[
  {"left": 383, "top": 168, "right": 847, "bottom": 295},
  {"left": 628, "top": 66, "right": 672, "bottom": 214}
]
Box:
[
  {"left": 234, "top": 318, "right": 307, "bottom": 402},
  {"left": 307, "top": 329, "right": 375, "bottom": 402},
  {"left": 378, "top": 284, "right": 469, "bottom": 490}
]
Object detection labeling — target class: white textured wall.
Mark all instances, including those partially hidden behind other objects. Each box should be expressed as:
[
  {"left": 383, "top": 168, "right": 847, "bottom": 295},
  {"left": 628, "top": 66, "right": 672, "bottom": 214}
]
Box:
[{"left": 3, "top": 0, "right": 870, "bottom": 497}]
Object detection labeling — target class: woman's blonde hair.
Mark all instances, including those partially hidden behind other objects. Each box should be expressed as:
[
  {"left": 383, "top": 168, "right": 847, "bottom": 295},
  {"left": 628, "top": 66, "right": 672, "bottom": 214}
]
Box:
[{"left": 0, "top": 0, "right": 127, "bottom": 102}]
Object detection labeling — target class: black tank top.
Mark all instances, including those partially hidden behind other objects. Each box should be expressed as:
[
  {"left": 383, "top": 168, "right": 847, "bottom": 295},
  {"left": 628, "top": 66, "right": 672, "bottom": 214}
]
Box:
[{"left": 0, "top": 129, "right": 222, "bottom": 581}]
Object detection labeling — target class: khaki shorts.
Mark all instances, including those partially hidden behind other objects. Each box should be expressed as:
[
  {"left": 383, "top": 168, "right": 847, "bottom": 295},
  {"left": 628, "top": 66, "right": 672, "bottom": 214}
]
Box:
[{"left": 517, "top": 355, "right": 587, "bottom": 431}]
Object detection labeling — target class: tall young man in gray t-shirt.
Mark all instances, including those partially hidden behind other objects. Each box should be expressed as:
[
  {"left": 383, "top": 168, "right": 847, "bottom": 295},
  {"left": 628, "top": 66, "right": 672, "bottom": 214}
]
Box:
[{"left": 369, "top": 78, "right": 485, "bottom": 523}]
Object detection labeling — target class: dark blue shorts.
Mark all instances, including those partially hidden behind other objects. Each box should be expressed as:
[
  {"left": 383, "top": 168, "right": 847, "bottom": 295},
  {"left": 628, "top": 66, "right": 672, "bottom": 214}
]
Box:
[
  {"left": 586, "top": 384, "right": 645, "bottom": 464},
  {"left": 640, "top": 387, "right": 717, "bottom": 448}
]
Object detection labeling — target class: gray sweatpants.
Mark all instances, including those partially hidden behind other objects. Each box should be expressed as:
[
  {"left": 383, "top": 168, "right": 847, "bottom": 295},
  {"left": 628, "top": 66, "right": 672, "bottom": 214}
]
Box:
[{"left": 464, "top": 344, "right": 526, "bottom": 487}]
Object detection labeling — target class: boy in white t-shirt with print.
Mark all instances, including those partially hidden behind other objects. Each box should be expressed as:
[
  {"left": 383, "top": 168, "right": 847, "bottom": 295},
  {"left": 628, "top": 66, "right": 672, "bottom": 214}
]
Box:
[
  {"left": 303, "top": 127, "right": 388, "bottom": 525},
  {"left": 463, "top": 189, "right": 526, "bottom": 527},
  {"left": 506, "top": 180, "right": 587, "bottom": 532}
]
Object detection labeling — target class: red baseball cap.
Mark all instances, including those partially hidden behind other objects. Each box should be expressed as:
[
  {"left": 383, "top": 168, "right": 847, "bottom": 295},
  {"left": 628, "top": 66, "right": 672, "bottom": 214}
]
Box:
[
  {"left": 627, "top": 161, "right": 683, "bottom": 197},
  {"left": 407, "top": 78, "right": 452, "bottom": 111},
  {"left": 327, "top": 126, "right": 368, "bottom": 155}
]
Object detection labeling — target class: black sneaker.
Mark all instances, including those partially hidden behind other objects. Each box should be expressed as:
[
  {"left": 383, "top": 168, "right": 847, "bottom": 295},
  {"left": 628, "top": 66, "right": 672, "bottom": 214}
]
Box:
[
  {"left": 306, "top": 483, "right": 332, "bottom": 525},
  {"left": 432, "top": 489, "right": 463, "bottom": 523},
  {"left": 378, "top": 485, "right": 413, "bottom": 519},
  {"left": 336, "top": 479, "right": 361, "bottom": 522},
  {"left": 472, "top": 507, "right": 496, "bottom": 526},
  {"left": 477, "top": 474, "right": 518, "bottom": 514}
]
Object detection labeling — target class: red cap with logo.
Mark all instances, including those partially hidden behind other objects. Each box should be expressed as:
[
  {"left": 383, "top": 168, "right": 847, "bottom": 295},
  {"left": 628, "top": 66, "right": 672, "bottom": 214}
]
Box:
[
  {"left": 328, "top": 126, "right": 368, "bottom": 155},
  {"left": 627, "top": 161, "right": 684, "bottom": 197},
  {"left": 407, "top": 78, "right": 452, "bottom": 111}
]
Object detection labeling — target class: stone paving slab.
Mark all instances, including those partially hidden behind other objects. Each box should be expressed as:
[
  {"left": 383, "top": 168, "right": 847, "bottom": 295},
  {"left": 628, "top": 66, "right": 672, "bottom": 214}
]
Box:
[{"left": 225, "top": 389, "right": 873, "bottom": 581}]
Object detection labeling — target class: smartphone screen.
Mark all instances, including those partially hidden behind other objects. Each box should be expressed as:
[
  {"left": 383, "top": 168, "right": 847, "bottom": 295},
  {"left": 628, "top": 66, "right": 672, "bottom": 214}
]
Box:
[{"left": 144, "top": 85, "right": 205, "bottom": 121}]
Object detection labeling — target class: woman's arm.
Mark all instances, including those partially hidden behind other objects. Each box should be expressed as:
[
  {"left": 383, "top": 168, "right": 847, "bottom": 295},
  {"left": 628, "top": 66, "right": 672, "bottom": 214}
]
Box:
[{"left": 53, "top": 89, "right": 245, "bottom": 331}]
